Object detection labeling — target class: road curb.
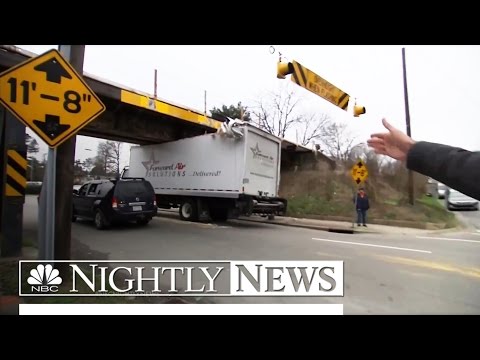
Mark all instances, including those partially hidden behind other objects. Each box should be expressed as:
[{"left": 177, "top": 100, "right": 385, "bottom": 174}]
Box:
[
  {"left": 424, "top": 225, "right": 469, "bottom": 235},
  {"left": 236, "top": 217, "right": 361, "bottom": 234},
  {"left": 241, "top": 218, "right": 454, "bottom": 235},
  {"left": 158, "top": 210, "right": 384, "bottom": 234},
  {"left": 159, "top": 210, "right": 436, "bottom": 235}
]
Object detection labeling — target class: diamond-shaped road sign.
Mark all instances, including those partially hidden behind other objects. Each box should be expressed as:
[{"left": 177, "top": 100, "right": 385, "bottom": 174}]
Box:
[
  {"left": 351, "top": 160, "right": 369, "bottom": 185},
  {"left": 0, "top": 48, "right": 106, "bottom": 148}
]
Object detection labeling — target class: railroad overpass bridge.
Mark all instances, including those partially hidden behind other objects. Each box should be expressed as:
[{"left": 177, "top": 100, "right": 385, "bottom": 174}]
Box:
[
  {"left": 0, "top": 45, "right": 330, "bottom": 257},
  {"left": 0, "top": 45, "right": 223, "bottom": 144}
]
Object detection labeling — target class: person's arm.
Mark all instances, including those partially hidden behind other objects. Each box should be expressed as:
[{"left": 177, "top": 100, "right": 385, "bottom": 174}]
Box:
[
  {"left": 407, "top": 141, "right": 480, "bottom": 200},
  {"left": 368, "top": 119, "right": 480, "bottom": 200}
]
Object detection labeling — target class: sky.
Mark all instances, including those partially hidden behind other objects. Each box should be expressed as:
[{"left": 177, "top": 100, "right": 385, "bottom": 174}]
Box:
[{"left": 15, "top": 45, "right": 480, "bottom": 169}]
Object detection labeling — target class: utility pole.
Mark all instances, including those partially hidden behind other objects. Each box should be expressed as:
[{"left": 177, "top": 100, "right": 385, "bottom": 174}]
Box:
[
  {"left": 154, "top": 69, "right": 158, "bottom": 98},
  {"left": 204, "top": 90, "right": 207, "bottom": 116},
  {"left": 402, "top": 47, "right": 414, "bottom": 206}
]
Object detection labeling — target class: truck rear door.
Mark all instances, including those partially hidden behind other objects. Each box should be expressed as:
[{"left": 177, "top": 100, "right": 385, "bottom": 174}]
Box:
[{"left": 243, "top": 129, "right": 281, "bottom": 197}]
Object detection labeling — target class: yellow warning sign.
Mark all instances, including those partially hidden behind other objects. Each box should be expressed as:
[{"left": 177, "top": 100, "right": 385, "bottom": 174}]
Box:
[
  {"left": 0, "top": 49, "right": 106, "bottom": 148},
  {"left": 351, "top": 160, "right": 368, "bottom": 184}
]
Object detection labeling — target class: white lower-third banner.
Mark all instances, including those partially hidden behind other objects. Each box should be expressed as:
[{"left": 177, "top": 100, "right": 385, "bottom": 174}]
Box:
[{"left": 19, "top": 303, "right": 343, "bottom": 315}]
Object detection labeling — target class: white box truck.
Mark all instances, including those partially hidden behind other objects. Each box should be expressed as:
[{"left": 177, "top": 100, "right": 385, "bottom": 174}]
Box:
[{"left": 122, "top": 120, "right": 287, "bottom": 222}]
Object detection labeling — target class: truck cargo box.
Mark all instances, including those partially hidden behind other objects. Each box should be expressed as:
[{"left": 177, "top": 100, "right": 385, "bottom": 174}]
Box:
[
  {"left": 124, "top": 121, "right": 287, "bottom": 221},
  {"left": 127, "top": 122, "right": 281, "bottom": 199}
]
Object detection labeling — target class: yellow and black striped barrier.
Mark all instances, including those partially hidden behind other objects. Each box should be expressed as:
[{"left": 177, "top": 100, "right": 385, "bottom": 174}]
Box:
[
  {"left": 291, "top": 60, "right": 350, "bottom": 111},
  {"left": 5, "top": 149, "right": 27, "bottom": 197},
  {"left": 277, "top": 60, "right": 351, "bottom": 112}
]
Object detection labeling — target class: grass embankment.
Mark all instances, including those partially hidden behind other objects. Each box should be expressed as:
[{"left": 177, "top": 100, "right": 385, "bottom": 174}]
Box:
[{"left": 280, "top": 168, "right": 457, "bottom": 229}]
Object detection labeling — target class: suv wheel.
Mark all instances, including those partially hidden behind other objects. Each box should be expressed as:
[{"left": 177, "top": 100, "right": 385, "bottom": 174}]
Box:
[{"left": 95, "top": 209, "right": 110, "bottom": 230}]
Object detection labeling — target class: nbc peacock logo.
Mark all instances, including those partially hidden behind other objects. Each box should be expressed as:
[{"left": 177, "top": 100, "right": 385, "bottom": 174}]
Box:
[{"left": 27, "top": 264, "right": 63, "bottom": 293}]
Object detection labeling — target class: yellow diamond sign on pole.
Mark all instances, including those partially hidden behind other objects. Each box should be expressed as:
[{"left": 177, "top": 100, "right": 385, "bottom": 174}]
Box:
[
  {"left": 0, "top": 48, "right": 106, "bottom": 148},
  {"left": 351, "top": 160, "right": 368, "bottom": 185}
]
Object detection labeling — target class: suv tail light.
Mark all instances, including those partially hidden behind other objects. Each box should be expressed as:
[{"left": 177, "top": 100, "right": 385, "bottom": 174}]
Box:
[
  {"left": 153, "top": 195, "right": 157, "bottom": 207},
  {"left": 112, "top": 196, "right": 118, "bottom": 209}
]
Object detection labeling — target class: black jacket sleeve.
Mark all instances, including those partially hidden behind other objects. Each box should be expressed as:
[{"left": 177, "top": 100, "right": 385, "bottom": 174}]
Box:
[{"left": 406, "top": 141, "right": 480, "bottom": 200}]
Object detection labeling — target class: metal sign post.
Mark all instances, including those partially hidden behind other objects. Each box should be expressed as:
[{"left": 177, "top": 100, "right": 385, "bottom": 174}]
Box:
[
  {"left": 44, "top": 147, "right": 56, "bottom": 260},
  {"left": 352, "top": 186, "right": 358, "bottom": 229}
]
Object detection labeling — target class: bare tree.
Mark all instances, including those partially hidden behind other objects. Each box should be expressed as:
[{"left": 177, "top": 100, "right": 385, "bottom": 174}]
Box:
[
  {"left": 107, "top": 141, "right": 122, "bottom": 178},
  {"left": 297, "top": 112, "right": 333, "bottom": 147},
  {"left": 251, "top": 85, "right": 302, "bottom": 138},
  {"left": 97, "top": 142, "right": 114, "bottom": 175},
  {"left": 25, "top": 133, "right": 40, "bottom": 155},
  {"left": 83, "top": 157, "right": 96, "bottom": 174},
  {"left": 348, "top": 143, "right": 367, "bottom": 161},
  {"left": 316, "top": 122, "right": 356, "bottom": 162},
  {"left": 362, "top": 148, "right": 385, "bottom": 179}
]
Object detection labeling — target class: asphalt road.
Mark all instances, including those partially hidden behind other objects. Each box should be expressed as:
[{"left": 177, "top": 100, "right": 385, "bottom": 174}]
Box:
[
  {"left": 22, "top": 196, "right": 480, "bottom": 314},
  {"left": 454, "top": 210, "right": 480, "bottom": 230}
]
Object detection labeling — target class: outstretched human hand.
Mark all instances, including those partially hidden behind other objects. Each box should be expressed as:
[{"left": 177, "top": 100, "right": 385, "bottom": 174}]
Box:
[{"left": 367, "top": 118, "right": 416, "bottom": 162}]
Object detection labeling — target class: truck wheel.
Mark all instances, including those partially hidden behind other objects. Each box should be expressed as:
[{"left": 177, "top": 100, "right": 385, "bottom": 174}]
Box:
[{"left": 180, "top": 199, "right": 198, "bottom": 222}]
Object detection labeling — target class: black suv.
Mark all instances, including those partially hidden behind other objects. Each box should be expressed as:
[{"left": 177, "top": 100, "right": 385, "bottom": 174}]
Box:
[{"left": 72, "top": 178, "right": 157, "bottom": 230}]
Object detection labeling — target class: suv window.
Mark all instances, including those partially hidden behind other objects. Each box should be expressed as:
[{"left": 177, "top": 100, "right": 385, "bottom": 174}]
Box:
[
  {"left": 87, "top": 184, "right": 98, "bottom": 195},
  {"left": 98, "top": 181, "right": 114, "bottom": 196},
  {"left": 114, "top": 181, "right": 153, "bottom": 197},
  {"left": 78, "top": 184, "right": 89, "bottom": 196}
]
